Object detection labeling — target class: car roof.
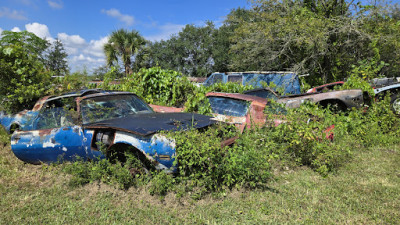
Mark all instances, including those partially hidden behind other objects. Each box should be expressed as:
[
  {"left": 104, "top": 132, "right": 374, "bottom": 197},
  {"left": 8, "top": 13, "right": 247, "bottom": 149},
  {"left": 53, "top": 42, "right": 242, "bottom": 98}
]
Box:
[
  {"left": 32, "top": 89, "right": 137, "bottom": 111},
  {"left": 243, "top": 87, "right": 279, "bottom": 94}
]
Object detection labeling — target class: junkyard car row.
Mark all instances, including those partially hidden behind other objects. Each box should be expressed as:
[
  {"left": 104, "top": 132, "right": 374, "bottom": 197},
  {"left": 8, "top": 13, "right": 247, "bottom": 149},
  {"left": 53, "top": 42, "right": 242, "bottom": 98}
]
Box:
[{"left": 2, "top": 73, "right": 399, "bottom": 173}]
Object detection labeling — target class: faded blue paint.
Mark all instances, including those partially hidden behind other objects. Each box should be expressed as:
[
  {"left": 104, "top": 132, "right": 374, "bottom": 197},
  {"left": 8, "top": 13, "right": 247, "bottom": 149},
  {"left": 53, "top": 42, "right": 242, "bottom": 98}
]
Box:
[
  {"left": 203, "top": 72, "right": 301, "bottom": 95},
  {"left": 8, "top": 91, "right": 213, "bottom": 173},
  {"left": 112, "top": 132, "right": 176, "bottom": 172},
  {"left": 11, "top": 126, "right": 176, "bottom": 172},
  {"left": 12, "top": 126, "right": 87, "bottom": 164},
  {"left": 0, "top": 111, "right": 39, "bottom": 133}
]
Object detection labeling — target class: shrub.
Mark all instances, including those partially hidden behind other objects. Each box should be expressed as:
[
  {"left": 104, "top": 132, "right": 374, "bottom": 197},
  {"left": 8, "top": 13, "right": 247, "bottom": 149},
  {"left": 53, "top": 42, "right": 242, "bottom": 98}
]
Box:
[
  {"left": 62, "top": 152, "right": 150, "bottom": 190},
  {"left": 119, "top": 67, "right": 194, "bottom": 107},
  {"left": 0, "top": 45, "right": 52, "bottom": 113},
  {"left": 260, "top": 103, "right": 351, "bottom": 175},
  {"left": 167, "top": 124, "right": 272, "bottom": 196},
  {"left": 0, "top": 126, "right": 10, "bottom": 145}
]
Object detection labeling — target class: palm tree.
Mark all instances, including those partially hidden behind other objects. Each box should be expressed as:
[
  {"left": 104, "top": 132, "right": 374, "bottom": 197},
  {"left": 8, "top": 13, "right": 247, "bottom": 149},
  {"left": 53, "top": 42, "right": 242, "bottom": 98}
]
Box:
[{"left": 103, "top": 29, "right": 145, "bottom": 76}]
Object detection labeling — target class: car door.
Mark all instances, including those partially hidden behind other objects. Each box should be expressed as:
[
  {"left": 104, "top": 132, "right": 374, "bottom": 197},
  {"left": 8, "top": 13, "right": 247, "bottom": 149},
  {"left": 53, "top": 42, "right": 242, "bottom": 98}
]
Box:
[{"left": 11, "top": 106, "right": 87, "bottom": 164}]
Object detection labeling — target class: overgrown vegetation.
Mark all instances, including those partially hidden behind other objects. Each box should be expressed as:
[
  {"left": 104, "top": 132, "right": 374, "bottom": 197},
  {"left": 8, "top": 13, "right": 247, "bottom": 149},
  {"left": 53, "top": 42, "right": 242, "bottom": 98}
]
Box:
[
  {"left": 2, "top": 56, "right": 400, "bottom": 198},
  {"left": 1, "top": 131, "right": 399, "bottom": 223},
  {"left": 56, "top": 94, "right": 400, "bottom": 198},
  {"left": 1, "top": 2, "right": 400, "bottom": 223}
]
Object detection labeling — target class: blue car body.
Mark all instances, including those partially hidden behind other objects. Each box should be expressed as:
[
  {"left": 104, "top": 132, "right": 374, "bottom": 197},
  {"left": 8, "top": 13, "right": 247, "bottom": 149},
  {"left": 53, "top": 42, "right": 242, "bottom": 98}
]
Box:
[
  {"left": 9, "top": 91, "right": 215, "bottom": 172},
  {"left": 202, "top": 72, "right": 301, "bottom": 95},
  {"left": 0, "top": 110, "right": 39, "bottom": 133}
]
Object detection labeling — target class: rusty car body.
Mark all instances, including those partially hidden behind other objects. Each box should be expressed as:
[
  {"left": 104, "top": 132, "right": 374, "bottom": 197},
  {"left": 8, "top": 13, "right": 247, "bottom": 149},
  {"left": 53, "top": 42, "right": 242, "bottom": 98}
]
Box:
[
  {"left": 205, "top": 92, "right": 285, "bottom": 132},
  {"left": 0, "top": 97, "right": 50, "bottom": 134},
  {"left": 9, "top": 90, "right": 216, "bottom": 172},
  {"left": 306, "top": 81, "right": 345, "bottom": 93},
  {"left": 150, "top": 92, "right": 285, "bottom": 132},
  {"left": 205, "top": 92, "right": 334, "bottom": 140},
  {"left": 0, "top": 90, "right": 103, "bottom": 133},
  {"left": 150, "top": 92, "right": 334, "bottom": 140},
  {"left": 244, "top": 87, "right": 364, "bottom": 110}
]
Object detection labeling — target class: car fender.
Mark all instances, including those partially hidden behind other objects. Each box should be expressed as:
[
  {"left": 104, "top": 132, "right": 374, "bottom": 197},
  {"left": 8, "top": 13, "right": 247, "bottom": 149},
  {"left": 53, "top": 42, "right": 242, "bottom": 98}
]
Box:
[{"left": 111, "top": 131, "right": 176, "bottom": 171}]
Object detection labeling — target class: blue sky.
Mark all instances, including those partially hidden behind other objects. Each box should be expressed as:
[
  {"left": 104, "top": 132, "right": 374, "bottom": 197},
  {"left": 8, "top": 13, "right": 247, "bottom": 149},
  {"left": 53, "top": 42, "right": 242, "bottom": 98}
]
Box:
[{"left": 0, "top": 0, "right": 249, "bottom": 72}]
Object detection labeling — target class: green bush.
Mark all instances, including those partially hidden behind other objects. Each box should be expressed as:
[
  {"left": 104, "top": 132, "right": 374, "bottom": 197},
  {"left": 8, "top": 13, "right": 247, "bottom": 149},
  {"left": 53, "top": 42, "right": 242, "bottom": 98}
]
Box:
[
  {"left": 119, "top": 67, "right": 194, "bottom": 107},
  {"left": 0, "top": 45, "right": 52, "bottom": 113},
  {"left": 259, "top": 103, "right": 351, "bottom": 175},
  {"left": 166, "top": 124, "right": 272, "bottom": 196},
  {"left": 222, "top": 129, "right": 273, "bottom": 188},
  {"left": 62, "top": 153, "right": 149, "bottom": 190},
  {"left": 0, "top": 126, "right": 10, "bottom": 145}
]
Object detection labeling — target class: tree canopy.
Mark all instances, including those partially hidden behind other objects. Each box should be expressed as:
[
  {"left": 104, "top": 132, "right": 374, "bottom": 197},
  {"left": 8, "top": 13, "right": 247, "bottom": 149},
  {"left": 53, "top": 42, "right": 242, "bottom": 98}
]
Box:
[
  {"left": 131, "top": 0, "right": 400, "bottom": 85},
  {"left": 0, "top": 31, "right": 52, "bottom": 112},
  {"left": 103, "top": 29, "right": 146, "bottom": 76},
  {"left": 45, "top": 38, "right": 69, "bottom": 76}
]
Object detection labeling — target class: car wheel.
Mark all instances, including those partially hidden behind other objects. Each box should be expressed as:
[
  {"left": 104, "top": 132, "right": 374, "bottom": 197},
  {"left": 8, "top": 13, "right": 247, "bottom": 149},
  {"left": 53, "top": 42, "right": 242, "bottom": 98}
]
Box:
[
  {"left": 9, "top": 124, "right": 20, "bottom": 133},
  {"left": 108, "top": 145, "right": 153, "bottom": 177},
  {"left": 319, "top": 100, "right": 346, "bottom": 113},
  {"left": 390, "top": 93, "right": 400, "bottom": 116}
]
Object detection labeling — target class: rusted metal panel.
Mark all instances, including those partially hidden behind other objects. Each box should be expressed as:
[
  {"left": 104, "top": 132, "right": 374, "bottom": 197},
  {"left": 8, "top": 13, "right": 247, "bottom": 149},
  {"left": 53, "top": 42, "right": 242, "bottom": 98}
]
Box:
[
  {"left": 244, "top": 88, "right": 364, "bottom": 110},
  {"left": 149, "top": 104, "right": 184, "bottom": 113},
  {"left": 306, "top": 81, "right": 344, "bottom": 93},
  {"left": 278, "top": 89, "right": 364, "bottom": 109},
  {"left": 206, "top": 92, "right": 269, "bottom": 105},
  {"left": 205, "top": 92, "right": 283, "bottom": 132},
  {"left": 11, "top": 126, "right": 87, "bottom": 164}
]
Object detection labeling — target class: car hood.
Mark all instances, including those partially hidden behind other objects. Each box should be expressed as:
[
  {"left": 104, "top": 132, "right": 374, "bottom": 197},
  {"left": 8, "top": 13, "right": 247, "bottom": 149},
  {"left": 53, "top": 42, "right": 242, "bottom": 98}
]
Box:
[{"left": 83, "top": 112, "right": 215, "bottom": 136}]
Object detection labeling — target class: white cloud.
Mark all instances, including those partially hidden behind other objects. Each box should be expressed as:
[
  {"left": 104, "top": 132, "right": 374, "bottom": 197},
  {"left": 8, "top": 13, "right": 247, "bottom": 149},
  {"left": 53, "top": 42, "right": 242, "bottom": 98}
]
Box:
[
  {"left": 58, "top": 33, "right": 86, "bottom": 46},
  {"left": 0, "top": 7, "right": 27, "bottom": 20},
  {"left": 11, "top": 27, "right": 22, "bottom": 32},
  {"left": 2, "top": 22, "right": 108, "bottom": 72},
  {"left": 56, "top": 34, "right": 108, "bottom": 72},
  {"left": 84, "top": 36, "right": 109, "bottom": 58},
  {"left": 0, "top": 28, "right": 3, "bottom": 36},
  {"left": 71, "top": 54, "right": 104, "bottom": 63},
  {"left": 48, "top": 0, "right": 63, "bottom": 9},
  {"left": 145, "top": 23, "right": 185, "bottom": 42},
  {"left": 57, "top": 33, "right": 86, "bottom": 55},
  {"left": 25, "top": 22, "right": 52, "bottom": 40},
  {"left": 70, "top": 54, "right": 105, "bottom": 72},
  {"left": 101, "top": 8, "right": 134, "bottom": 26}
]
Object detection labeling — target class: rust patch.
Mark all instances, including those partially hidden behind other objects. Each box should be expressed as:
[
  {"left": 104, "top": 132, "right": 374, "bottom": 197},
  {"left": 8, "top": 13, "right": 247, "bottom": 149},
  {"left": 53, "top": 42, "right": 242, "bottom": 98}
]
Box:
[
  {"left": 32, "top": 96, "right": 51, "bottom": 111},
  {"left": 206, "top": 92, "right": 269, "bottom": 105},
  {"left": 37, "top": 129, "right": 54, "bottom": 136},
  {"left": 149, "top": 104, "right": 184, "bottom": 113},
  {"left": 221, "top": 136, "right": 238, "bottom": 147}
]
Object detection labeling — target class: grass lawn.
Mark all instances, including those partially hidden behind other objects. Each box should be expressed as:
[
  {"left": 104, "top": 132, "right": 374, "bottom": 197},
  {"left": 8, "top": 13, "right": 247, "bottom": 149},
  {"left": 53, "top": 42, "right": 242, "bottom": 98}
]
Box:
[{"left": 0, "top": 142, "right": 399, "bottom": 224}]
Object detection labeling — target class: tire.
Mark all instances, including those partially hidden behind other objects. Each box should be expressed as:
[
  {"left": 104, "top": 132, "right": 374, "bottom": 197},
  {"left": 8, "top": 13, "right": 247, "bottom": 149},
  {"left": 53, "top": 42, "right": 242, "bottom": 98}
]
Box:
[{"left": 390, "top": 93, "right": 400, "bottom": 116}]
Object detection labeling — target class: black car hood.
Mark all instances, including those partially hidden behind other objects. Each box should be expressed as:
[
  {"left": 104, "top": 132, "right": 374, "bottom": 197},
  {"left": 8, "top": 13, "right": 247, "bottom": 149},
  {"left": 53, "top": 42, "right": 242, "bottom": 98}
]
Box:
[{"left": 83, "top": 112, "right": 215, "bottom": 136}]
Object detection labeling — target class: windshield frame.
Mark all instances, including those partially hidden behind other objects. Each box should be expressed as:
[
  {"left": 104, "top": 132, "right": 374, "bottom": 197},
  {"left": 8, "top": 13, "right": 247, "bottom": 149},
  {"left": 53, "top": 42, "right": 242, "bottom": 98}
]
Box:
[
  {"left": 207, "top": 96, "right": 250, "bottom": 117},
  {"left": 79, "top": 93, "right": 154, "bottom": 125}
]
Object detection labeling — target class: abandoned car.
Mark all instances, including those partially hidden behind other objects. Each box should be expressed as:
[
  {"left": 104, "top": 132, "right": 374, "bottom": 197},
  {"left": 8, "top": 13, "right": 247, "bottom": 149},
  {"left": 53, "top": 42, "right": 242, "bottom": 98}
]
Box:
[
  {"left": 8, "top": 90, "right": 216, "bottom": 172},
  {"left": 205, "top": 92, "right": 334, "bottom": 140},
  {"left": 201, "top": 71, "right": 302, "bottom": 94},
  {"left": 370, "top": 77, "right": 400, "bottom": 115},
  {"left": 205, "top": 92, "right": 286, "bottom": 132},
  {"left": 150, "top": 92, "right": 286, "bottom": 132},
  {"left": 244, "top": 87, "right": 364, "bottom": 111}
]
